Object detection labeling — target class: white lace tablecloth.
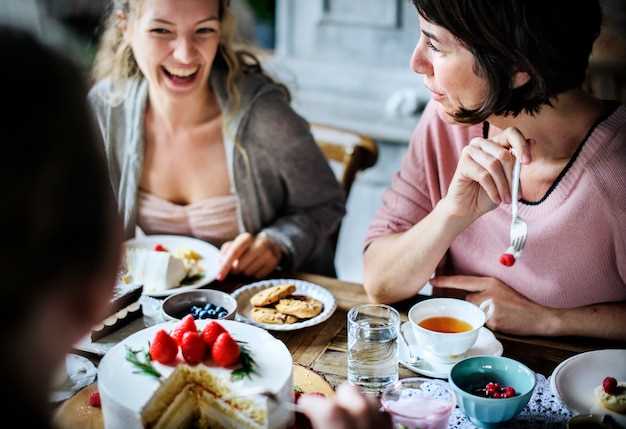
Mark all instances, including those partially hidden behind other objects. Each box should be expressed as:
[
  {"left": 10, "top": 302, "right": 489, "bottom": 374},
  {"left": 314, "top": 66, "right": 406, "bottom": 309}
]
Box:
[{"left": 447, "top": 374, "right": 572, "bottom": 428}]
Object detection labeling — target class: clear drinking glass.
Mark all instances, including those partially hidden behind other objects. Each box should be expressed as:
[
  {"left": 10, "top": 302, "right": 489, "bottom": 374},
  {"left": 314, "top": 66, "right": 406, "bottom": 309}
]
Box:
[
  {"left": 381, "top": 378, "right": 456, "bottom": 429},
  {"left": 347, "top": 304, "right": 400, "bottom": 392}
]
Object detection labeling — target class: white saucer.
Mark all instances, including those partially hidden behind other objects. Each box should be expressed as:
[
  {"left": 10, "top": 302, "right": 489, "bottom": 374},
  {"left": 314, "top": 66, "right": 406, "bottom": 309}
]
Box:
[
  {"left": 50, "top": 354, "right": 97, "bottom": 403},
  {"left": 398, "top": 321, "right": 503, "bottom": 379}
]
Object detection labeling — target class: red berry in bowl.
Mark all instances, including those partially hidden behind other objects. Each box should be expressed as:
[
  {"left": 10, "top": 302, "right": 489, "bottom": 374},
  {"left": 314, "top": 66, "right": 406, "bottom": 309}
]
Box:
[
  {"left": 499, "top": 253, "right": 515, "bottom": 267},
  {"left": 503, "top": 386, "right": 516, "bottom": 398},
  {"left": 154, "top": 244, "right": 167, "bottom": 252},
  {"left": 603, "top": 377, "right": 618, "bottom": 395},
  {"left": 88, "top": 391, "right": 101, "bottom": 408}
]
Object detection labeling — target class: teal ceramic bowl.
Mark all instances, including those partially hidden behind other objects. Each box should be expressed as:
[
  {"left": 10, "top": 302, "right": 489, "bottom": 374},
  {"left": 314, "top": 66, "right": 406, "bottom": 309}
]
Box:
[{"left": 449, "top": 356, "right": 536, "bottom": 428}]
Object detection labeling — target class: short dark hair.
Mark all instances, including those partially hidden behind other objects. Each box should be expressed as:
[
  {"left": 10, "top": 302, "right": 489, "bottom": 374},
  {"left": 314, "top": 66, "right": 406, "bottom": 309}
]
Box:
[
  {"left": 412, "top": 0, "right": 602, "bottom": 123},
  {"left": 0, "top": 26, "right": 118, "bottom": 319}
]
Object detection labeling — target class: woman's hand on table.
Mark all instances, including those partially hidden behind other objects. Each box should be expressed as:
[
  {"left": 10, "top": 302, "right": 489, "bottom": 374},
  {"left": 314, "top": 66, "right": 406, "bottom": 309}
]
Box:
[
  {"left": 431, "top": 275, "right": 559, "bottom": 336},
  {"left": 298, "top": 383, "right": 392, "bottom": 429},
  {"left": 440, "top": 127, "right": 532, "bottom": 222},
  {"left": 217, "top": 232, "right": 282, "bottom": 280}
]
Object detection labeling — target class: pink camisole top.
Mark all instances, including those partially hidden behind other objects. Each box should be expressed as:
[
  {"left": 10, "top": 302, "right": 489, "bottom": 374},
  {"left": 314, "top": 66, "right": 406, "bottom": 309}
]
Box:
[{"left": 136, "top": 191, "right": 241, "bottom": 246}]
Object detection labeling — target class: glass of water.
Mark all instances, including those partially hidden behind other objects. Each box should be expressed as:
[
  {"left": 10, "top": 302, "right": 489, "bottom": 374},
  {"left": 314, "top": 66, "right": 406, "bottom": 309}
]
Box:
[{"left": 347, "top": 304, "right": 400, "bottom": 392}]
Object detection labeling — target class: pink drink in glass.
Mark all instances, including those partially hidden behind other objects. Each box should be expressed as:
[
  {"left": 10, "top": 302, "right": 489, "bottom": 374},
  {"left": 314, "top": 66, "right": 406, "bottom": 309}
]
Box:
[{"left": 381, "top": 378, "right": 455, "bottom": 429}]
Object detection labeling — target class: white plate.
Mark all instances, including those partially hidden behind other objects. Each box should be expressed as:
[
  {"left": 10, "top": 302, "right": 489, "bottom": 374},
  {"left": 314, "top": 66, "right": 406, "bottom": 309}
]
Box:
[
  {"left": 50, "top": 354, "right": 97, "bottom": 403},
  {"left": 231, "top": 278, "right": 337, "bottom": 331},
  {"left": 550, "top": 349, "right": 626, "bottom": 426},
  {"left": 125, "top": 234, "right": 220, "bottom": 297},
  {"left": 398, "top": 321, "right": 503, "bottom": 379}
]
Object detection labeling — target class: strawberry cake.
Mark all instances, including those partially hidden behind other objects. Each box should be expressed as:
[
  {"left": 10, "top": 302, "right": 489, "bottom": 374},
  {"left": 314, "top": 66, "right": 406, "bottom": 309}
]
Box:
[{"left": 98, "top": 318, "right": 293, "bottom": 428}]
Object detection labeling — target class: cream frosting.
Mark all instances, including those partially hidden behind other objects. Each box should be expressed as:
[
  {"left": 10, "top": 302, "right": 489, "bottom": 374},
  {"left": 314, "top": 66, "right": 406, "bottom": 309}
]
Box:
[{"left": 98, "top": 320, "right": 293, "bottom": 429}]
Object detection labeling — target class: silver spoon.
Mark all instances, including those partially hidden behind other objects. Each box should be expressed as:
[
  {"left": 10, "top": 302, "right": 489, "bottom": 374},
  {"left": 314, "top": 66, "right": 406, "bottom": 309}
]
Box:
[{"left": 398, "top": 326, "right": 421, "bottom": 366}]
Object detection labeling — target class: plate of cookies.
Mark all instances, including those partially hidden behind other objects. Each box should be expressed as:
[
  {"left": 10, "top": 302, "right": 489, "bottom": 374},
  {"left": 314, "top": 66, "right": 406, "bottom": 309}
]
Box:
[{"left": 231, "top": 279, "right": 336, "bottom": 331}]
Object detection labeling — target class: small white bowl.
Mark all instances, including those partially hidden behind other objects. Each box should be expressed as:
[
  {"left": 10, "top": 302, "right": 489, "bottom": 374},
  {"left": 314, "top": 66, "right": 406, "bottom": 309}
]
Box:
[{"left": 161, "top": 289, "right": 237, "bottom": 322}]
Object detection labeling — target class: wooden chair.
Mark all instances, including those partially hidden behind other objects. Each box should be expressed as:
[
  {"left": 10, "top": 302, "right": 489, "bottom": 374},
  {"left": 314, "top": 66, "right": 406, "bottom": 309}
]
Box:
[
  {"left": 310, "top": 123, "right": 379, "bottom": 199},
  {"left": 310, "top": 124, "right": 378, "bottom": 258}
]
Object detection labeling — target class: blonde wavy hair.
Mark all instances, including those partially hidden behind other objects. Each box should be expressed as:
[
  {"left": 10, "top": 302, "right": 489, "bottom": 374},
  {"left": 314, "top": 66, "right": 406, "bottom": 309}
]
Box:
[{"left": 92, "top": 0, "right": 258, "bottom": 109}]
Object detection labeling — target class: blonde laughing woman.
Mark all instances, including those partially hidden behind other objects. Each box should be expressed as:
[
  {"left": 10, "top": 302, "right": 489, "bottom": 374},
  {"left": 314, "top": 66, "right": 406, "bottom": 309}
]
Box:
[{"left": 89, "top": 0, "right": 345, "bottom": 279}]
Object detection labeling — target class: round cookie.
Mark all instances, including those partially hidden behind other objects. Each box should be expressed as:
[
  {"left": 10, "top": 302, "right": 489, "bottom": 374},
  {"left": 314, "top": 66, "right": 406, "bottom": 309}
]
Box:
[
  {"left": 275, "top": 295, "right": 323, "bottom": 319},
  {"left": 250, "top": 284, "right": 296, "bottom": 307},
  {"left": 251, "top": 307, "right": 299, "bottom": 325}
]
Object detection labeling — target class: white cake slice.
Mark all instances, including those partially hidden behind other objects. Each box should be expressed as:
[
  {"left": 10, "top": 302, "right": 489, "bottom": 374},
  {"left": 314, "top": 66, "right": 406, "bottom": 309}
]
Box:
[{"left": 126, "top": 248, "right": 187, "bottom": 293}]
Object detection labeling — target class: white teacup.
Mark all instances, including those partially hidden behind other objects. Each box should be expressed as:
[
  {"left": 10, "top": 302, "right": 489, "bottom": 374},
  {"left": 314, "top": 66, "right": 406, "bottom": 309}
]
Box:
[{"left": 408, "top": 298, "right": 494, "bottom": 362}]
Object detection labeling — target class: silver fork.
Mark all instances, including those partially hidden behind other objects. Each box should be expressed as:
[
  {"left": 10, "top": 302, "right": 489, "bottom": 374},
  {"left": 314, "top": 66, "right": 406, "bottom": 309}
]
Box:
[
  {"left": 509, "top": 154, "right": 528, "bottom": 255},
  {"left": 222, "top": 388, "right": 304, "bottom": 413}
]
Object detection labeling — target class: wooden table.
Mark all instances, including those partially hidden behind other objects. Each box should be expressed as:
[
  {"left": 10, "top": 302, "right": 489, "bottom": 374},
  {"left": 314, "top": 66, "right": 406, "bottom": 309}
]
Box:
[
  {"left": 220, "top": 273, "right": 625, "bottom": 388},
  {"left": 75, "top": 272, "right": 625, "bottom": 385}
]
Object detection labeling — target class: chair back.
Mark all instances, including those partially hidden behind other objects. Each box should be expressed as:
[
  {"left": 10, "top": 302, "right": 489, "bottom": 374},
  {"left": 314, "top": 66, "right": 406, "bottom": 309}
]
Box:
[{"left": 310, "top": 123, "right": 378, "bottom": 199}]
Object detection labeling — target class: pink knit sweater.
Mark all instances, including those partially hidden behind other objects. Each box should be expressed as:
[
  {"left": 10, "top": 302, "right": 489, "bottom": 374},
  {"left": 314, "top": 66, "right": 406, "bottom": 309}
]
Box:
[{"left": 366, "top": 101, "right": 626, "bottom": 309}]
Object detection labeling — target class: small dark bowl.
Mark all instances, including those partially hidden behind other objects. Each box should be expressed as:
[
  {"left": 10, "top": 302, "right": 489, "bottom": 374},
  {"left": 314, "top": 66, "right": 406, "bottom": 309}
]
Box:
[{"left": 161, "top": 290, "right": 237, "bottom": 322}]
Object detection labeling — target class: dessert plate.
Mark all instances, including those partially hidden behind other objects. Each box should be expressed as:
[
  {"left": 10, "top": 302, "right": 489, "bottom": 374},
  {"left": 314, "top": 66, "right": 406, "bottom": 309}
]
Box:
[
  {"left": 50, "top": 354, "right": 97, "bottom": 403},
  {"left": 398, "top": 321, "right": 503, "bottom": 379},
  {"left": 232, "top": 279, "right": 336, "bottom": 331},
  {"left": 125, "top": 234, "right": 220, "bottom": 297},
  {"left": 550, "top": 349, "right": 626, "bottom": 426}
]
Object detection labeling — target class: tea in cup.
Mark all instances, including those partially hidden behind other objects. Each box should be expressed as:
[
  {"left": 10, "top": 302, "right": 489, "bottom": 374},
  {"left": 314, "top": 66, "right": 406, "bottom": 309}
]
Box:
[{"left": 408, "top": 298, "right": 494, "bottom": 362}]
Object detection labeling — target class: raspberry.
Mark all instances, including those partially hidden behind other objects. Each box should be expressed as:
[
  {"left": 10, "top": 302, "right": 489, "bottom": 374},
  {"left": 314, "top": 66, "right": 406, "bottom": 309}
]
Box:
[
  {"left": 88, "top": 391, "right": 101, "bottom": 408},
  {"left": 603, "top": 377, "right": 618, "bottom": 395},
  {"left": 154, "top": 244, "right": 167, "bottom": 252},
  {"left": 503, "top": 386, "right": 516, "bottom": 398},
  {"left": 499, "top": 253, "right": 515, "bottom": 266}
]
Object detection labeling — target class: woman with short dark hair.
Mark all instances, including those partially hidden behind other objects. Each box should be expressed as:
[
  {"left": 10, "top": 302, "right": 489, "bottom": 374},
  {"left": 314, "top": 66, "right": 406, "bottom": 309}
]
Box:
[{"left": 364, "top": 0, "right": 626, "bottom": 340}]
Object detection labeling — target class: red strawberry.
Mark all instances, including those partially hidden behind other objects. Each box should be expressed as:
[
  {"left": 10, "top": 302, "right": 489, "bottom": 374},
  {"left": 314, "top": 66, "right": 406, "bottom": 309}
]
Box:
[
  {"left": 171, "top": 315, "right": 197, "bottom": 346},
  {"left": 181, "top": 331, "right": 207, "bottom": 365},
  {"left": 603, "top": 377, "right": 618, "bottom": 394},
  {"left": 149, "top": 329, "right": 178, "bottom": 365},
  {"left": 201, "top": 321, "right": 226, "bottom": 348},
  {"left": 503, "top": 386, "right": 516, "bottom": 398},
  {"left": 212, "top": 332, "right": 240, "bottom": 367},
  {"left": 499, "top": 253, "right": 515, "bottom": 267},
  {"left": 154, "top": 244, "right": 167, "bottom": 252},
  {"left": 294, "top": 391, "right": 303, "bottom": 403},
  {"left": 88, "top": 391, "right": 101, "bottom": 408}
]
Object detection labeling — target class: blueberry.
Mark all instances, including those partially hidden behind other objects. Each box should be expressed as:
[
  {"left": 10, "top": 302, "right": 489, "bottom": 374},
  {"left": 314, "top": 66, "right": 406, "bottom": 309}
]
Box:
[
  {"left": 218, "top": 311, "right": 228, "bottom": 318},
  {"left": 199, "top": 310, "right": 209, "bottom": 319},
  {"left": 204, "top": 303, "right": 216, "bottom": 311}
]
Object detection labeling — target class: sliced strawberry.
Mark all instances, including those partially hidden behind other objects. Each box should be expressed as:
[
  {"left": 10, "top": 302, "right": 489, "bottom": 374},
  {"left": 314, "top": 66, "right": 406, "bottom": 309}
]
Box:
[
  {"left": 149, "top": 329, "right": 178, "bottom": 365},
  {"left": 499, "top": 253, "right": 515, "bottom": 267},
  {"left": 201, "top": 321, "right": 226, "bottom": 349},
  {"left": 212, "top": 332, "right": 240, "bottom": 367},
  {"left": 603, "top": 377, "right": 618, "bottom": 395},
  {"left": 88, "top": 391, "right": 101, "bottom": 408},
  {"left": 171, "top": 315, "right": 197, "bottom": 346},
  {"left": 181, "top": 331, "right": 207, "bottom": 365},
  {"left": 154, "top": 244, "right": 168, "bottom": 252}
]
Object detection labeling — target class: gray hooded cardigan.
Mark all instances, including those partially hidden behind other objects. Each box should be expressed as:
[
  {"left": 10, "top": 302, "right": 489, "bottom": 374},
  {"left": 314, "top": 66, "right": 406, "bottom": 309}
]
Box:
[{"left": 88, "top": 66, "right": 345, "bottom": 275}]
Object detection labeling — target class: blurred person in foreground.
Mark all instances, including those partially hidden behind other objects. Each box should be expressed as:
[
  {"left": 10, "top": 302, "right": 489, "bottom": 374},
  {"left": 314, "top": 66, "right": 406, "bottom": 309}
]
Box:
[
  {"left": 0, "top": 25, "right": 121, "bottom": 426},
  {"left": 364, "top": 0, "right": 626, "bottom": 340}
]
